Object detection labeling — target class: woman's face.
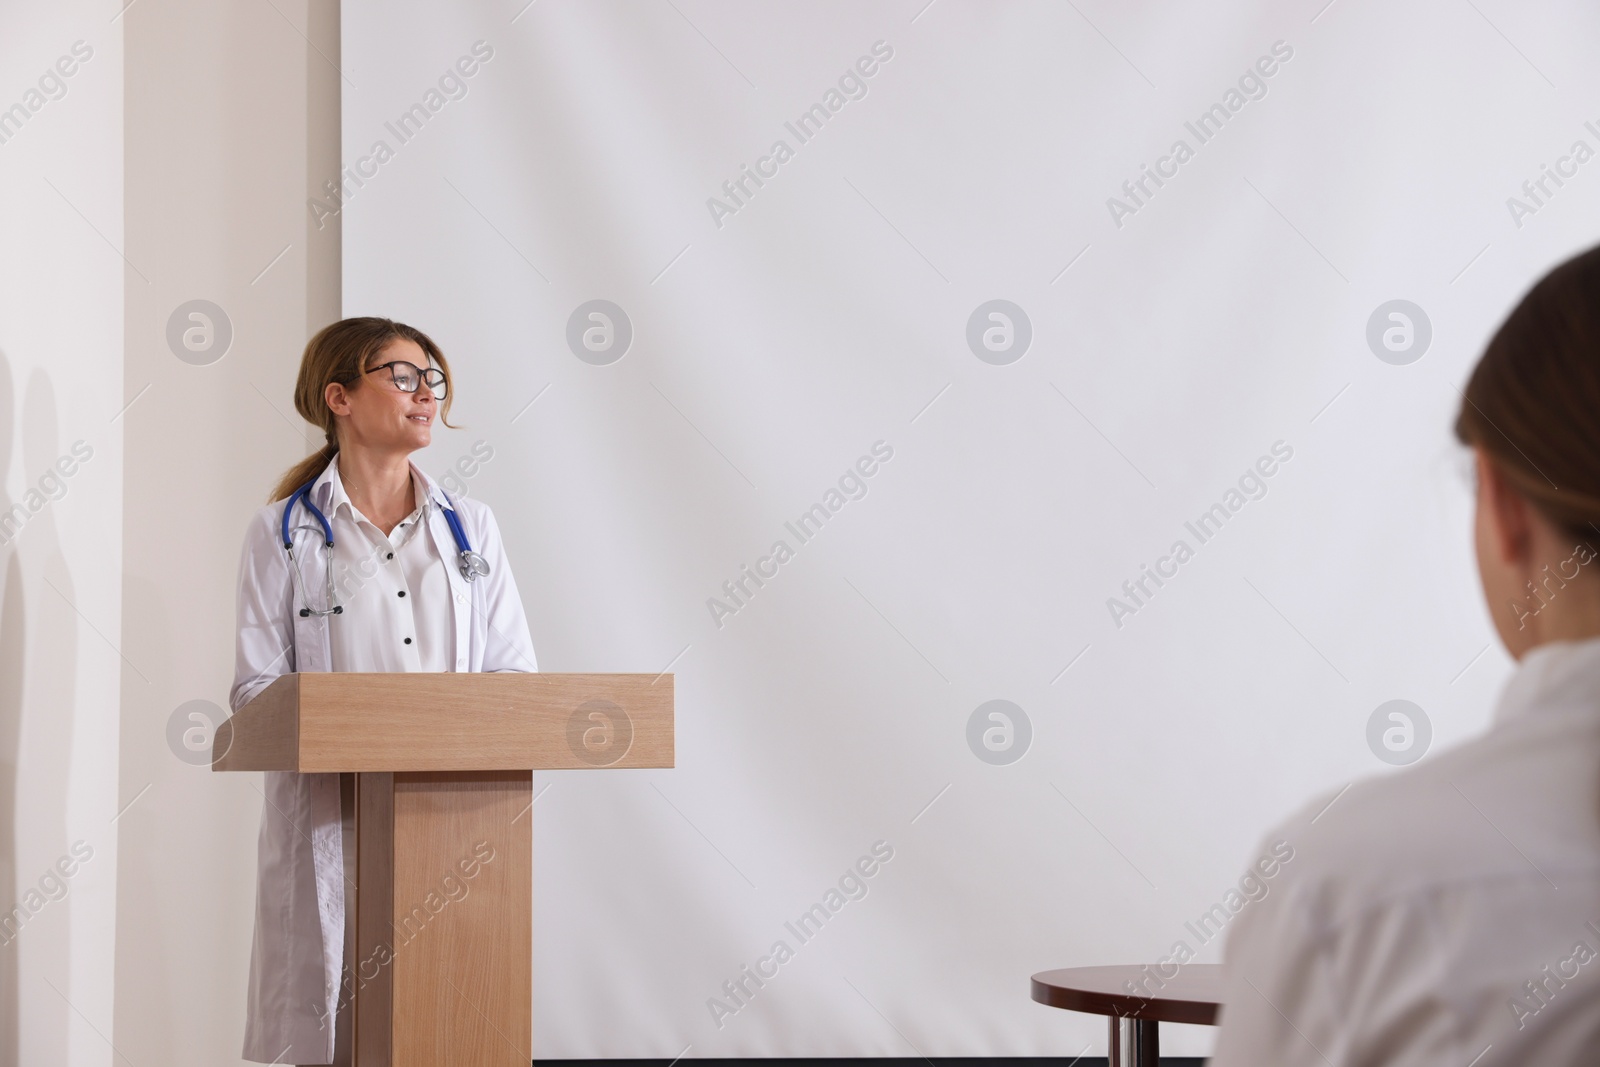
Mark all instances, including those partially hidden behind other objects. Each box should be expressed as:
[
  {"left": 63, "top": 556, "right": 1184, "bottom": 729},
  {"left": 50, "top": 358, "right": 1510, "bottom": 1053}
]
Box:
[{"left": 327, "top": 338, "right": 438, "bottom": 454}]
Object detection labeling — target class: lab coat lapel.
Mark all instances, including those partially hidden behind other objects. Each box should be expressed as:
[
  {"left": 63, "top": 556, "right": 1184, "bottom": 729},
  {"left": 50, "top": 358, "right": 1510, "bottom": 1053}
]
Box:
[
  {"left": 254, "top": 464, "right": 343, "bottom": 1061},
  {"left": 286, "top": 465, "right": 341, "bottom": 673},
  {"left": 413, "top": 461, "right": 472, "bottom": 671}
]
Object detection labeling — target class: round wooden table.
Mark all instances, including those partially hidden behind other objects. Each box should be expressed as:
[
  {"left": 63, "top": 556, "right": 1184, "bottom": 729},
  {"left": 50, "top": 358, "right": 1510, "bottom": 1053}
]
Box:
[{"left": 1031, "top": 964, "right": 1224, "bottom": 1067}]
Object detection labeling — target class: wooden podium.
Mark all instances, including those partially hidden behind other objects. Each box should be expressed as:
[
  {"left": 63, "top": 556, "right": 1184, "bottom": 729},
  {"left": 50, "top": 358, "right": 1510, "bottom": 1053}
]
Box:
[{"left": 213, "top": 672, "right": 674, "bottom": 1066}]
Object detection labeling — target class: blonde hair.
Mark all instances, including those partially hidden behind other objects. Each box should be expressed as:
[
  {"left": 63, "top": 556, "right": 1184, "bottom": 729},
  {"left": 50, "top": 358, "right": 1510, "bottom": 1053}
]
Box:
[{"left": 268, "top": 317, "right": 458, "bottom": 502}]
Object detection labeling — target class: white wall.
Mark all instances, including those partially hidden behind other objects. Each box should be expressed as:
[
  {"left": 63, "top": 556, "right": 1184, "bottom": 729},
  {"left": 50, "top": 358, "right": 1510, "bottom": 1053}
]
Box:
[
  {"left": 341, "top": 0, "right": 1600, "bottom": 1059},
  {"left": 0, "top": 4, "right": 121, "bottom": 1062},
  {"left": 0, "top": 2, "right": 122, "bottom": 1063}
]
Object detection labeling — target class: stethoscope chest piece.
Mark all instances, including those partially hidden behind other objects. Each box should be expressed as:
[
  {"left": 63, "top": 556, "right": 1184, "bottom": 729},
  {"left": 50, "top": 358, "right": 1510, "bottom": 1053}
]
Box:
[{"left": 459, "top": 550, "right": 491, "bottom": 582}]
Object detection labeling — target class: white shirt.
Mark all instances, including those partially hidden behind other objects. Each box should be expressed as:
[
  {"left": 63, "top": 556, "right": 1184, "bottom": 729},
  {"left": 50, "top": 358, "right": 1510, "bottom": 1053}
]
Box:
[
  {"left": 321, "top": 453, "right": 451, "bottom": 673},
  {"left": 230, "top": 455, "right": 537, "bottom": 1064},
  {"left": 1212, "top": 635, "right": 1600, "bottom": 1067}
]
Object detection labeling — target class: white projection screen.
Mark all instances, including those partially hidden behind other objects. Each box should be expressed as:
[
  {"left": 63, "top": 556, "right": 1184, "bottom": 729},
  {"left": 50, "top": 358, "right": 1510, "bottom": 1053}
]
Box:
[{"left": 339, "top": 1, "right": 1600, "bottom": 1058}]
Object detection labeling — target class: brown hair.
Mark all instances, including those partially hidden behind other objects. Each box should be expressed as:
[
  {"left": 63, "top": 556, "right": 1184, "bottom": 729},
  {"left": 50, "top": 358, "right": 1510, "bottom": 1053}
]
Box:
[
  {"left": 267, "top": 317, "right": 458, "bottom": 502},
  {"left": 1455, "top": 245, "right": 1600, "bottom": 547}
]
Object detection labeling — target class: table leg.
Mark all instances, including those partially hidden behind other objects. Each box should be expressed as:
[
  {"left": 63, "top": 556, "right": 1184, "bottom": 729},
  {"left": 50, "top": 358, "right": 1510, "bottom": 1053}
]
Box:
[{"left": 1108, "top": 1013, "right": 1159, "bottom": 1067}]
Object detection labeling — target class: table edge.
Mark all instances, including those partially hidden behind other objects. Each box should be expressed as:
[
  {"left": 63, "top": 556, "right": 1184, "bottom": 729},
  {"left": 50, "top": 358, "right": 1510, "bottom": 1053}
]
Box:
[{"left": 1030, "top": 974, "right": 1220, "bottom": 1027}]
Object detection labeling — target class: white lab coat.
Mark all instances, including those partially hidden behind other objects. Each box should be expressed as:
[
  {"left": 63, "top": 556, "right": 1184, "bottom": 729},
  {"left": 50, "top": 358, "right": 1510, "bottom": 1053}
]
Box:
[
  {"left": 1211, "top": 635, "right": 1600, "bottom": 1067},
  {"left": 229, "top": 458, "right": 537, "bottom": 1064}
]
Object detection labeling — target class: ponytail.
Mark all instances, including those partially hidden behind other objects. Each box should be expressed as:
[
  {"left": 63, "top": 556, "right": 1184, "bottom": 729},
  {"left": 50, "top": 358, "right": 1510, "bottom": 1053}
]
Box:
[{"left": 267, "top": 438, "right": 338, "bottom": 505}]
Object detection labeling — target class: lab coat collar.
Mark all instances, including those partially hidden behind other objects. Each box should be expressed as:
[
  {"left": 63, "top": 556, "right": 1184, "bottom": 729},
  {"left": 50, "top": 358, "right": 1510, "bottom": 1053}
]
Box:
[
  {"left": 413, "top": 460, "right": 455, "bottom": 511},
  {"left": 308, "top": 452, "right": 452, "bottom": 521},
  {"left": 1493, "top": 633, "right": 1600, "bottom": 728}
]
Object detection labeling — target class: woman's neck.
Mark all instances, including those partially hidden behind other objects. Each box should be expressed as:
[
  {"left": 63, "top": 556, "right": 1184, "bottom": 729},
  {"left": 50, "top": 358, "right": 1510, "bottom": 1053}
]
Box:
[
  {"left": 337, "top": 446, "right": 416, "bottom": 537},
  {"left": 1503, "top": 544, "right": 1600, "bottom": 659}
]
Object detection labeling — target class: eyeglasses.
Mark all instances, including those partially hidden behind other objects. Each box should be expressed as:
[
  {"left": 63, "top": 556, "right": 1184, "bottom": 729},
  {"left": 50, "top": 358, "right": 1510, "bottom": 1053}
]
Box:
[{"left": 366, "top": 360, "right": 447, "bottom": 401}]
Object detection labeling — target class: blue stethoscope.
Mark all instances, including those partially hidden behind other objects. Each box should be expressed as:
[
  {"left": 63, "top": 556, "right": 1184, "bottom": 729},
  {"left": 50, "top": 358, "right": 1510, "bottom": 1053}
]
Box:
[{"left": 280, "top": 477, "right": 491, "bottom": 618}]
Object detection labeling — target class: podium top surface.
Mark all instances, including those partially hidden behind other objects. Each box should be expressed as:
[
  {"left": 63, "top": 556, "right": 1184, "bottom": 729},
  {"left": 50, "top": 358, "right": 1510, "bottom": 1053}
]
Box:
[{"left": 213, "top": 672, "right": 673, "bottom": 773}]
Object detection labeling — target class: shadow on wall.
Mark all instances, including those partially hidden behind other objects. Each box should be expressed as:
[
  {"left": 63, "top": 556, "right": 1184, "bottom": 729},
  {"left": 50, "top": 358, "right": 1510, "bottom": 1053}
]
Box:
[{"left": 0, "top": 360, "right": 81, "bottom": 1067}]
